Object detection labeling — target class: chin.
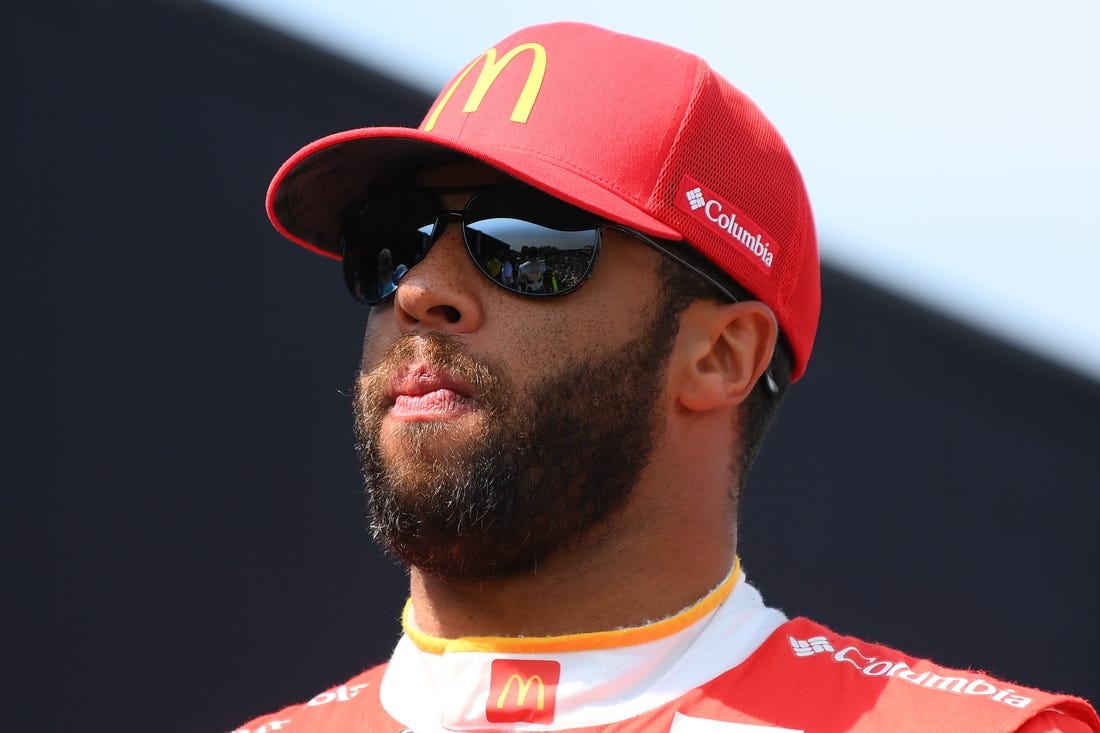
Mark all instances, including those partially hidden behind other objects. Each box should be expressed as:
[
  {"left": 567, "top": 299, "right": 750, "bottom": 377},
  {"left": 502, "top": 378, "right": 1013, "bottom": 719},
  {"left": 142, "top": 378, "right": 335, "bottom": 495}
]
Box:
[{"left": 380, "top": 415, "right": 485, "bottom": 462}]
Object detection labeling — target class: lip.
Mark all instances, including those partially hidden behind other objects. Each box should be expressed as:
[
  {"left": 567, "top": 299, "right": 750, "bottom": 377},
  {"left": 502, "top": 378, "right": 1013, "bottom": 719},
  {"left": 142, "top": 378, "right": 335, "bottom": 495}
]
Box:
[{"left": 386, "top": 362, "right": 478, "bottom": 421}]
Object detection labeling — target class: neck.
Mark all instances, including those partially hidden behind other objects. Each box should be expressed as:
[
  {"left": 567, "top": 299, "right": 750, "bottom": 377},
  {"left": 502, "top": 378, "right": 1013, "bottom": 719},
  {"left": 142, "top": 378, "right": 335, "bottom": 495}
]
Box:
[{"left": 406, "top": 469, "right": 738, "bottom": 639}]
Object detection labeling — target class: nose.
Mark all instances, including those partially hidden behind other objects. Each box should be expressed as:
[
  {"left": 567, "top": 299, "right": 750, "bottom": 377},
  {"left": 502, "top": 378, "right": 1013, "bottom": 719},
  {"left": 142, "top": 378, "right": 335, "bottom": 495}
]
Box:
[{"left": 392, "top": 223, "right": 486, "bottom": 334}]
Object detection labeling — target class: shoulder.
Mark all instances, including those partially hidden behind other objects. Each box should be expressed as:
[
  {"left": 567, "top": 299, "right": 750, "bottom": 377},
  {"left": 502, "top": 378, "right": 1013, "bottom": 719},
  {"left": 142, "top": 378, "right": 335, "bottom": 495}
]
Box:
[
  {"left": 693, "top": 617, "right": 1099, "bottom": 733},
  {"left": 1017, "top": 709, "right": 1100, "bottom": 733},
  {"left": 228, "top": 662, "right": 393, "bottom": 733}
]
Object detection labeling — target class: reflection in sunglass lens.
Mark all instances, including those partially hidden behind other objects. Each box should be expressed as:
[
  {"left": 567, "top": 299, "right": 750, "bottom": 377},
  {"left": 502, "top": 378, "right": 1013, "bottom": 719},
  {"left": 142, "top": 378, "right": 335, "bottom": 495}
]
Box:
[{"left": 466, "top": 218, "right": 597, "bottom": 295}]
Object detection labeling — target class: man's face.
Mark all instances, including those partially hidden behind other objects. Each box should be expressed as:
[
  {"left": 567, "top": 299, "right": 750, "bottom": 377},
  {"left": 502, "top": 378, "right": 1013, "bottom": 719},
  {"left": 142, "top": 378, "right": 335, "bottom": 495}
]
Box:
[{"left": 352, "top": 166, "right": 684, "bottom": 581}]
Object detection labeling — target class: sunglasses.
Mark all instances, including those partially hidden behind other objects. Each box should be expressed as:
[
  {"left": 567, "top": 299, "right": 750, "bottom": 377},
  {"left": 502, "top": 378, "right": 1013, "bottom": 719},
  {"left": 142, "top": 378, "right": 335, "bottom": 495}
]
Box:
[
  {"left": 341, "top": 183, "right": 780, "bottom": 393},
  {"left": 340, "top": 183, "right": 745, "bottom": 307}
]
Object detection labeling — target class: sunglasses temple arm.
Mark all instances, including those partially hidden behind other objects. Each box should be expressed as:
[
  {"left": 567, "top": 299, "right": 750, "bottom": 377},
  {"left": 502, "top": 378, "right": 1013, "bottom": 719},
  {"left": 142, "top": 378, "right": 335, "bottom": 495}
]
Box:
[{"left": 611, "top": 226, "right": 780, "bottom": 396}]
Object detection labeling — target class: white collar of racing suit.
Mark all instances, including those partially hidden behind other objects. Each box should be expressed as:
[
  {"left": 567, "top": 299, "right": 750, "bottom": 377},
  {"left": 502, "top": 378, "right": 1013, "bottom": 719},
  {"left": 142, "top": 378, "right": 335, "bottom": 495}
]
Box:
[{"left": 380, "top": 558, "right": 787, "bottom": 731}]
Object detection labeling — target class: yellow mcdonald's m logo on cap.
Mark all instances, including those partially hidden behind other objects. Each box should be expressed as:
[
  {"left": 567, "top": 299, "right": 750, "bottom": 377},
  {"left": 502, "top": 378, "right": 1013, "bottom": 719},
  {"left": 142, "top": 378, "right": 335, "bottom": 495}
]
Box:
[
  {"left": 423, "top": 43, "right": 547, "bottom": 131},
  {"left": 496, "top": 673, "right": 546, "bottom": 710}
]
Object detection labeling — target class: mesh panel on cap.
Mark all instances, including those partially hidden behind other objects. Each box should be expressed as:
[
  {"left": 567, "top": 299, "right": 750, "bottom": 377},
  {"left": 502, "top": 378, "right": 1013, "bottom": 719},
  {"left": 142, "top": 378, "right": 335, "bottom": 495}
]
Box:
[{"left": 651, "top": 61, "right": 819, "bottom": 377}]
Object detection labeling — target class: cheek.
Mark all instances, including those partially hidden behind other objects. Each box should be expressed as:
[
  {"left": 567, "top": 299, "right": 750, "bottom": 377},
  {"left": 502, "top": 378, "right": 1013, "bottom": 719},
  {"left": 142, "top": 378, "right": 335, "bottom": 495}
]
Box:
[
  {"left": 503, "top": 268, "right": 661, "bottom": 372},
  {"left": 567, "top": 255, "right": 661, "bottom": 338},
  {"left": 481, "top": 303, "right": 562, "bottom": 378}
]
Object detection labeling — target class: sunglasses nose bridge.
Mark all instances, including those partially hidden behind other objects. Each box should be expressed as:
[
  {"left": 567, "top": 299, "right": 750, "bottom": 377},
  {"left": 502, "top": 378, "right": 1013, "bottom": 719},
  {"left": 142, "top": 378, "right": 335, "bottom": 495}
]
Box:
[
  {"left": 409, "top": 209, "right": 480, "bottom": 288},
  {"left": 427, "top": 210, "right": 466, "bottom": 248}
]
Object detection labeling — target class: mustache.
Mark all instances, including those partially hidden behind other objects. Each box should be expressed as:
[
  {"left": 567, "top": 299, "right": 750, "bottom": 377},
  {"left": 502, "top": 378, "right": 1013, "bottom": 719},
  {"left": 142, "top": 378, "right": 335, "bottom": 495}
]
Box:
[{"left": 359, "top": 333, "right": 502, "bottom": 407}]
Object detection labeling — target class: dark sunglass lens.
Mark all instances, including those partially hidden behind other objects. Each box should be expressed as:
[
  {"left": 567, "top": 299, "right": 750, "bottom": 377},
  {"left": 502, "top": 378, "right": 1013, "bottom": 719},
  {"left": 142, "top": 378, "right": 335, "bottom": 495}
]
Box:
[
  {"left": 342, "top": 195, "right": 437, "bottom": 304},
  {"left": 464, "top": 190, "right": 599, "bottom": 296}
]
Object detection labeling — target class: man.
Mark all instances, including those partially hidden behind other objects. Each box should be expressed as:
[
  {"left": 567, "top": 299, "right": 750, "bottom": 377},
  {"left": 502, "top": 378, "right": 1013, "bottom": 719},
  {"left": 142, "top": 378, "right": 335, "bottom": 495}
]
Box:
[{"left": 238, "top": 22, "right": 1098, "bottom": 733}]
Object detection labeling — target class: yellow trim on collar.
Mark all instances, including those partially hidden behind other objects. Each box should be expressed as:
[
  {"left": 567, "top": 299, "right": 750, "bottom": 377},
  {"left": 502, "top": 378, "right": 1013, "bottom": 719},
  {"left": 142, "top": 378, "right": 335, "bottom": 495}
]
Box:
[{"left": 403, "top": 558, "right": 741, "bottom": 655}]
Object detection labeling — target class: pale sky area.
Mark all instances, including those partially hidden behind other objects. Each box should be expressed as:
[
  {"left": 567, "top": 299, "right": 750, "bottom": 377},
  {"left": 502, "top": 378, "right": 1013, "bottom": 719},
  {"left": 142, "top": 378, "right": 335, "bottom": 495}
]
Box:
[{"left": 209, "top": 0, "right": 1100, "bottom": 382}]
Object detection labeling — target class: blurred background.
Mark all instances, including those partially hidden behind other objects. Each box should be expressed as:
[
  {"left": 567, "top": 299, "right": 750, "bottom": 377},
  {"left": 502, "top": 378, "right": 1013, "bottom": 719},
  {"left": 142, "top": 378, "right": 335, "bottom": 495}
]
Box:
[{"left": 7, "top": 1, "right": 1098, "bottom": 731}]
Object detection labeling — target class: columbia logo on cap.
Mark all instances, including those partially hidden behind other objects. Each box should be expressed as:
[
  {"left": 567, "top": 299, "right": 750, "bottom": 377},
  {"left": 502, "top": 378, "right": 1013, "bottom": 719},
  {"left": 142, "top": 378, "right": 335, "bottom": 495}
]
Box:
[
  {"left": 685, "top": 187, "right": 706, "bottom": 211},
  {"left": 676, "top": 176, "right": 777, "bottom": 272}
]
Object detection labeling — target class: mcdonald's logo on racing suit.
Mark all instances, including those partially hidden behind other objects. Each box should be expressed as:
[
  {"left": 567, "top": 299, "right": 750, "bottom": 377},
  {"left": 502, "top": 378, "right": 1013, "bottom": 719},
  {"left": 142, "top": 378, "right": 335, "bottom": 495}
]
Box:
[{"left": 486, "top": 658, "right": 561, "bottom": 724}]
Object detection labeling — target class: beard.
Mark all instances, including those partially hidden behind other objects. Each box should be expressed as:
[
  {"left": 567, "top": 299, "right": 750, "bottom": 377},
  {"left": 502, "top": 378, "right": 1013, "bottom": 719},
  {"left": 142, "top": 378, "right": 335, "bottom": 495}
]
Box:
[{"left": 353, "top": 312, "right": 680, "bottom": 582}]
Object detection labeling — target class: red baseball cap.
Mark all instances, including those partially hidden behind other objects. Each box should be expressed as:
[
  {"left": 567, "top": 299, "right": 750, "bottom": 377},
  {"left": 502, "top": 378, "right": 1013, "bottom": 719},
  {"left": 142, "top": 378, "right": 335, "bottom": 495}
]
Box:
[{"left": 267, "top": 22, "right": 820, "bottom": 379}]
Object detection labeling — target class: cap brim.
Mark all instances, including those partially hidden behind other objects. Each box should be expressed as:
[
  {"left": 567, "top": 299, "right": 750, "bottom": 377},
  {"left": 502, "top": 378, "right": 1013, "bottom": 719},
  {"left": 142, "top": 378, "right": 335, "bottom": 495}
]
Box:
[{"left": 266, "top": 126, "right": 681, "bottom": 260}]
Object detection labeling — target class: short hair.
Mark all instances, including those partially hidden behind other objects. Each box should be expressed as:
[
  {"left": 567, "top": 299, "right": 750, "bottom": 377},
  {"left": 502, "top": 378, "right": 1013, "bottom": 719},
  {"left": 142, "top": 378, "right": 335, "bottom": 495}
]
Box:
[{"left": 656, "top": 251, "right": 793, "bottom": 492}]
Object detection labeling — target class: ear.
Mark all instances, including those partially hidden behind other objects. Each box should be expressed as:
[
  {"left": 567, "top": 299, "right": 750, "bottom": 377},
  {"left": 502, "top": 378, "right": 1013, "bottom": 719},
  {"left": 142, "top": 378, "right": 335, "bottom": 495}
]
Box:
[{"left": 674, "top": 300, "right": 779, "bottom": 412}]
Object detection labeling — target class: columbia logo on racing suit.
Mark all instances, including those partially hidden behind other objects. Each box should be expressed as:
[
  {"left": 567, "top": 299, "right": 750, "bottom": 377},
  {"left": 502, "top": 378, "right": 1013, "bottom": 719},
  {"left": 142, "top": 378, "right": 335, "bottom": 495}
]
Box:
[{"left": 787, "top": 635, "right": 1034, "bottom": 709}]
